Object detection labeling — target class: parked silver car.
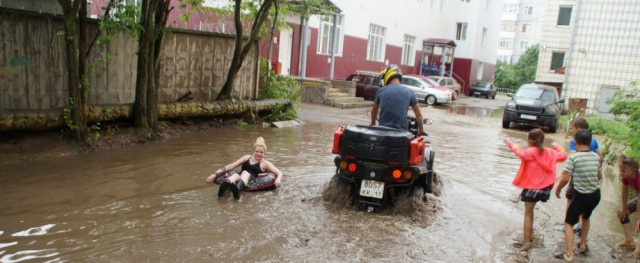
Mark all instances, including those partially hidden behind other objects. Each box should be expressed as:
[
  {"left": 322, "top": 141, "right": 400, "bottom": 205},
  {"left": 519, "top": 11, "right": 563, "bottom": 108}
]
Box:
[
  {"left": 400, "top": 75, "right": 452, "bottom": 105},
  {"left": 428, "top": 76, "right": 461, "bottom": 97}
]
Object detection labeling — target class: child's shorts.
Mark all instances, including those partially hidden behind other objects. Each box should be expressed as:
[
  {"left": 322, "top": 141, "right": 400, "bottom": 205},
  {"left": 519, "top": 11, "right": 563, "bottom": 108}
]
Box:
[
  {"left": 566, "top": 189, "right": 601, "bottom": 225},
  {"left": 521, "top": 186, "right": 553, "bottom": 202}
]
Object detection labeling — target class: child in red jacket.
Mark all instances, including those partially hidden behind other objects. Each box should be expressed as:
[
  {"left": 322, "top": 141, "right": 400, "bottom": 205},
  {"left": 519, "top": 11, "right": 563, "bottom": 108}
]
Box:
[{"left": 506, "top": 128, "right": 568, "bottom": 251}]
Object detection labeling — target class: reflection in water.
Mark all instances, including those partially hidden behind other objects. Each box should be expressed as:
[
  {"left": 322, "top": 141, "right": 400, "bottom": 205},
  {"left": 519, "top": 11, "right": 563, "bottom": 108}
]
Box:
[{"left": 0, "top": 103, "right": 633, "bottom": 262}]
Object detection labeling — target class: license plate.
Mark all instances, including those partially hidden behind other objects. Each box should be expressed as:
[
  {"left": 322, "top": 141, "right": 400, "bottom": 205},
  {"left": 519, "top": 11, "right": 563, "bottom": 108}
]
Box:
[
  {"left": 521, "top": 114, "right": 537, "bottom": 120},
  {"left": 474, "top": 91, "right": 480, "bottom": 95},
  {"left": 360, "top": 180, "right": 384, "bottom": 199}
]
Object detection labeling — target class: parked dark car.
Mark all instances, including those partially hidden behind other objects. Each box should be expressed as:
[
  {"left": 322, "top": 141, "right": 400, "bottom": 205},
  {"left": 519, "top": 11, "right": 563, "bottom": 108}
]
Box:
[
  {"left": 346, "top": 71, "right": 383, "bottom": 101},
  {"left": 502, "top": 83, "right": 565, "bottom": 133},
  {"left": 469, "top": 81, "right": 497, "bottom": 99}
]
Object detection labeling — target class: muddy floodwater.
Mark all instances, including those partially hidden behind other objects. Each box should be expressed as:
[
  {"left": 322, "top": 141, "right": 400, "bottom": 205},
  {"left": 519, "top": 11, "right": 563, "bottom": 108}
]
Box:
[{"left": 0, "top": 95, "right": 636, "bottom": 262}]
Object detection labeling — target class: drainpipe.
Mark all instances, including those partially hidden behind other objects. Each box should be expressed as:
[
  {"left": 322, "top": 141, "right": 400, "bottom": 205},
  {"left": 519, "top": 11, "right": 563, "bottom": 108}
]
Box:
[
  {"left": 563, "top": 0, "right": 582, "bottom": 100},
  {"left": 329, "top": 14, "right": 338, "bottom": 80},
  {"left": 299, "top": 17, "right": 310, "bottom": 78}
]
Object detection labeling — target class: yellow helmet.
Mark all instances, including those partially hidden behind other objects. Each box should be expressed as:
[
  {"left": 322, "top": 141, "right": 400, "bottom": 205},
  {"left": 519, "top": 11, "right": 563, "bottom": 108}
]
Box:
[{"left": 379, "top": 64, "right": 402, "bottom": 85}]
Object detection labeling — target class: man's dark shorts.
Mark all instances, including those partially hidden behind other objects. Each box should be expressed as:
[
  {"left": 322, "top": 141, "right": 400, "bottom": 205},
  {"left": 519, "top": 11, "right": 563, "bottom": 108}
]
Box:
[{"left": 565, "top": 189, "right": 601, "bottom": 225}]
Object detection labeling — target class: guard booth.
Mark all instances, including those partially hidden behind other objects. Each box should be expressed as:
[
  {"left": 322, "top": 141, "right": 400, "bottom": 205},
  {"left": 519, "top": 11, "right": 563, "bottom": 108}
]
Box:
[{"left": 419, "top": 38, "right": 457, "bottom": 77}]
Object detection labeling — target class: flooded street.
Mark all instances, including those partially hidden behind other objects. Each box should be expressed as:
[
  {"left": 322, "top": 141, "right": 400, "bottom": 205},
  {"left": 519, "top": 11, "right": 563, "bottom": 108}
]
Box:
[{"left": 0, "top": 95, "right": 635, "bottom": 262}]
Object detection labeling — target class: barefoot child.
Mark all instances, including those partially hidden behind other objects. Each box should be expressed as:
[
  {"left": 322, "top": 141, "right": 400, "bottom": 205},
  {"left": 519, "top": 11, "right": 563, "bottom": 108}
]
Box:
[
  {"left": 565, "top": 118, "right": 602, "bottom": 235},
  {"left": 506, "top": 128, "right": 567, "bottom": 251},
  {"left": 616, "top": 155, "right": 640, "bottom": 249},
  {"left": 555, "top": 129, "right": 602, "bottom": 261}
]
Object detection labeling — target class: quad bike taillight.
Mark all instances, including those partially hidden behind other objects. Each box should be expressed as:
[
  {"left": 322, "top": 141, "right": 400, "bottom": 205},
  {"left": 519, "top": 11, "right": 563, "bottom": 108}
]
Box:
[
  {"left": 392, "top": 169, "right": 402, "bottom": 179},
  {"left": 347, "top": 163, "right": 357, "bottom": 172},
  {"left": 403, "top": 170, "right": 413, "bottom": 179}
]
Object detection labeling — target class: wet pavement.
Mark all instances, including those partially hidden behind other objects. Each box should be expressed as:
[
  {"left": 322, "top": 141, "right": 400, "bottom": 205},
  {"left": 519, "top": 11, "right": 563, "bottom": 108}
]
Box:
[{"left": 0, "top": 94, "right": 637, "bottom": 262}]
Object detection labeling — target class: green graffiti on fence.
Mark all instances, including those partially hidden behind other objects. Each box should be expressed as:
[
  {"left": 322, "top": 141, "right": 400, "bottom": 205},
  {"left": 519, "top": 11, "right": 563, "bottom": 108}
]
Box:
[
  {"left": 0, "top": 56, "right": 30, "bottom": 77},
  {"left": 10, "top": 56, "right": 29, "bottom": 67}
]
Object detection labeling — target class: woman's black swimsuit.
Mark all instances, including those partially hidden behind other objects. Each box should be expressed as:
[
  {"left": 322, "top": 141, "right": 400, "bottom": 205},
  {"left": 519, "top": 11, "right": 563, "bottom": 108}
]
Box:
[{"left": 242, "top": 158, "right": 263, "bottom": 178}]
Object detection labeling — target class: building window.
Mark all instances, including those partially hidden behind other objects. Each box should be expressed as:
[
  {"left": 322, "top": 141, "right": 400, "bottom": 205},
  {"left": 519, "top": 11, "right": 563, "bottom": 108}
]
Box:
[
  {"left": 367, "top": 24, "right": 386, "bottom": 62},
  {"left": 524, "top": 6, "right": 533, "bottom": 15},
  {"left": 520, "top": 41, "right": 528, "bottom": 50},
  {"left": 481, "top": 28, "right": 487, "bottom": 46},
  {"left": 557, "top": 6, "right": 572, "bottom": 26},
  {"left": 501, "top": 21, "right": 515, "bottom": 32},
  {"left": 316, "top": 15, "right": 344, "bottom": 55},
  {"left": 402, "top": 34, "right": 416, "bottom": 65},
  {"left": 456, "top": 23, "right": 467, "bottom": 41},
  {"left": 503, "top": 3, "right": 518, "bottom": 13},
  {"left": 521, "top": 24, "right": 529, "bottom": 32},
  {"left": 550, "top": 52, "right": 565, "bottom": 70},
  {"left": 499, "top": 38, "right": 512, "bottom": 48}
]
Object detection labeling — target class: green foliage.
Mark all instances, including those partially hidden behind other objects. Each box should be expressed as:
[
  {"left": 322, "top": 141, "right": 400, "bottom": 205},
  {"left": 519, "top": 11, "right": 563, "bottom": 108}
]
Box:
[
  {"left": 605, "top": 81, "right": 640, "bottom": 160},
  {"left": 63, "top": 98, "right": 77, "bottom": 130},
  {"left": 258, "top": 58, "right": 300, "bottom": 121},
  {"left": 494, "top": 61, "right": 519, "bottom": 93},
  {"left": 494, "top": 44, "right": 539, "bottom": 92}
]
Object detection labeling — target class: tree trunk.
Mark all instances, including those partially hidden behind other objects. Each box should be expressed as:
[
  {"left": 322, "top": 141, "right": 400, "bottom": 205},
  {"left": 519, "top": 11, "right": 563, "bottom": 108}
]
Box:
[
  {"left": 217, "top": 0, "right": 274, "bottom": 101},
  {"left": 134, "top": 0, "right": 153, "bottom": 134},
  {"left": 133, "top": 0, "right": 165, "bottom": 138},
  {"left": 58, "top": 0, "right": 89, "bottom": 141}
]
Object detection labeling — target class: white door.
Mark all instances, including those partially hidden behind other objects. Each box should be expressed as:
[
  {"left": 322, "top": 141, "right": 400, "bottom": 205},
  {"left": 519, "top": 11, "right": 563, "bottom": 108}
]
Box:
[
  {"left": 278, "top": 28, "right": 292, "bottom": 75},
  {"left": 598, "top": 86, "right": 619, "bottom": 119}
]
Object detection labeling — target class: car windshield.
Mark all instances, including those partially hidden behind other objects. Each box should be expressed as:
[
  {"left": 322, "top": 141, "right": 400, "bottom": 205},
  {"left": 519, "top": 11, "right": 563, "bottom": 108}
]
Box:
[
  {"left": 515, "top": 87, "right": 543, "bottom": 98},
  {"left": 477, "top": 82, "right": 488, "bottom": 87},
  {"left": 515, "top": 87, "right": 556, "bottom": 102}
]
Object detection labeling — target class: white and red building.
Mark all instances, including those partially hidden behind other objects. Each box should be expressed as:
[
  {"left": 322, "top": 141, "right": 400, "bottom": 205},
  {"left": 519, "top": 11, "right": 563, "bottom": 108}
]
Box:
[
  {"left": 272, "top": 0, "right": 504, "bottom": 95},
  {"left": 6, "top": 0, "right": 504, "bottom": 95}
]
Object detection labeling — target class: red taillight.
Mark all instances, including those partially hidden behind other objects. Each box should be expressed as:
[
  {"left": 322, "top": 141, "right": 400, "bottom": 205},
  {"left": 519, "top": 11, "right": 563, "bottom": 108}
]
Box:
[
  {"left": 392, "top": 169, "right": 402, "bottom": 179},
  {"left": 348, "top": 163, "right": 357, "bottom": 172}
]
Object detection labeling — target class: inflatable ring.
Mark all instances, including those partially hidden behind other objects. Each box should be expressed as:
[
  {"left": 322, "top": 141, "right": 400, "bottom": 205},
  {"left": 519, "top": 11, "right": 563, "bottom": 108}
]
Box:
[{"left": 213, "top": 171, "right": 277, "bottom": 192}]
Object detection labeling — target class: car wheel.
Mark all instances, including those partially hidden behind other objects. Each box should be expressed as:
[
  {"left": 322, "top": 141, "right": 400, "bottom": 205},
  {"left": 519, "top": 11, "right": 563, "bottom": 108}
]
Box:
[
  {"left": 485, "top": 94, "right": 490, "bottom": 99},
  {"left": 548, "top": 120, "right": 558, "bottom": 133},
  {"left": 492, "top": 94, "right": 496, "bottom": 99},
  {"left": 502, "top": 119, "right": 510, "bottom": 129},
  {"left": 425, "top": 95, "right": 436, "bottom": 105}
]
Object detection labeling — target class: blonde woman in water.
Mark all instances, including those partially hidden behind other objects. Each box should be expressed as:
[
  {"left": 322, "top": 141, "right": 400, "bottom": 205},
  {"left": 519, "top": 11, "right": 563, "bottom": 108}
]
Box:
[{"left": 206, "top": 137, "right": 283, "bottom": 199}]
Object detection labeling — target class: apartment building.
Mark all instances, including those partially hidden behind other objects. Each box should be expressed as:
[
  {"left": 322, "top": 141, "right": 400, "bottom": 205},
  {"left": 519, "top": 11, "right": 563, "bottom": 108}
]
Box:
[
  {"left": 536, "top": 0, "right": 640, "bottom": 116},
  {"left": 497, "top": 0, "right": 545, "bottom": 64}
]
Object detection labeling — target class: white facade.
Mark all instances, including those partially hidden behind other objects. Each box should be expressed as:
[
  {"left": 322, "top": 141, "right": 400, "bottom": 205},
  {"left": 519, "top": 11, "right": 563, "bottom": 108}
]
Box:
[
  {"left": 498, "top": 0, "right": 545, "bottom": 64},
  {"left": 310, "top": 0, "right": 502, "bottom": 65},
  {"left": 536, "top": 0, "right": 640, "bottom": 115}
]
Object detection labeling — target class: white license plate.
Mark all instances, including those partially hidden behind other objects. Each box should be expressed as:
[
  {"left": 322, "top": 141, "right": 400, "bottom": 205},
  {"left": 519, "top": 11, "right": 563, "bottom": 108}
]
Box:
[
  {"left": 360, "top": 180, "right": 384, "bottom": 199},
  {"left": 474, "top": 91, "right": 480, "bottom": 95},
  {"left": 521, "top": 114, "right": 537, "bottom": 120}
]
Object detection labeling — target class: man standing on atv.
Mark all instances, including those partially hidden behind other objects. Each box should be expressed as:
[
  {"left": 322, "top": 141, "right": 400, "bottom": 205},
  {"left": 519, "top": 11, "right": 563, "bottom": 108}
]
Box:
[{"left": 370, "top": 64, "right": 425, "bottom": 135}]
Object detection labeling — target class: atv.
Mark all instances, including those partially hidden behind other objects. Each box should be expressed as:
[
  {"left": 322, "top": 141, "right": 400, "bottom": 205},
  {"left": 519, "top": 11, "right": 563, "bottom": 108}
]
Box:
[{"left": 331, "top": 117, "right": 436, "bottom": 212}]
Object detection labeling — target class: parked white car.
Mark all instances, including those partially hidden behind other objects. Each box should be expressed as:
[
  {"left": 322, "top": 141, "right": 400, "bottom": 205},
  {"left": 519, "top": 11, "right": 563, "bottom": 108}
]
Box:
[
  {"left": 428, "top": 76, "right": 461, "bottom": 97},
  {"left": 400, "top": 75, "right": 452, "bottom": 105}
]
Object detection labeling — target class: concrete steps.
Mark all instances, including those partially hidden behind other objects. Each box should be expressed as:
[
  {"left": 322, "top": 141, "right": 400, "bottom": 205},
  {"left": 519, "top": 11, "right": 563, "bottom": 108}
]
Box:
[{"left": 325, "top": 89, "right": 372, "bottom": 109}]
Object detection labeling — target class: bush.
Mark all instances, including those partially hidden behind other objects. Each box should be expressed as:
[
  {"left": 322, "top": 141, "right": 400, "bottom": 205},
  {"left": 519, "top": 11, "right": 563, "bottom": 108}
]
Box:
[
  {"left": 606, "top": 83, "right": 640, "bottom": 160},
  {"left": 258, "top": 58, "right": 301, "bottom": 122}
]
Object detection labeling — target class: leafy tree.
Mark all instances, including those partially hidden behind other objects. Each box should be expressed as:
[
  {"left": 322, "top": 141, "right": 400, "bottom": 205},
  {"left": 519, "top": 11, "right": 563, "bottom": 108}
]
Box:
[
  {"left": 182, "top": 0, "right": 338, "bottom": 100},
  {"left": 57, "top": 0, "right": 116, "bottom": 141},
  {"left": 494, "top": 44, "right": 539, "bottom": 92},
  {"left": 514, "top": 44, "right": 539, "bottom": 84}
]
